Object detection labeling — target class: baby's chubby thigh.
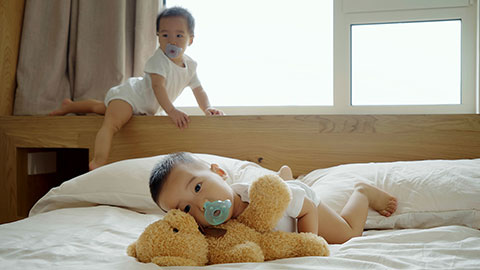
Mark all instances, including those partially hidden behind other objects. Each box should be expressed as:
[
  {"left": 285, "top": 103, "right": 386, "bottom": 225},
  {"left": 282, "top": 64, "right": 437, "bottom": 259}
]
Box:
[{"left": 315, "top": 202, "right": 356, "bottom": 244}]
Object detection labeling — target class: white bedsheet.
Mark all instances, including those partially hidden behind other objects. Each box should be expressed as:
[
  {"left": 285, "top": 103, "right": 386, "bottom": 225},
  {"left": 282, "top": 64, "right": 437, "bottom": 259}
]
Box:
[{"left": 1, "top": 205, "right": 479, "bottom": 270}]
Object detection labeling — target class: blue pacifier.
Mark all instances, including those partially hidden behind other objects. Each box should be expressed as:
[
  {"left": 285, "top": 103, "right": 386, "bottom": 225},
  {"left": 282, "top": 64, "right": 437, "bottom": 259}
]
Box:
[
  {"left": 204, "top": 199, "right": 232, "bottom": 226},
  {"left": 165, "top": 43, "right": 182, "bottom": 59}
]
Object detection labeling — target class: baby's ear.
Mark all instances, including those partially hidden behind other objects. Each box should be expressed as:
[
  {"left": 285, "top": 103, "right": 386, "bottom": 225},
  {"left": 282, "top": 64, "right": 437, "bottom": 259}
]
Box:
[{"left": 210, "top": 164, "right": 227, "bottom": 179}]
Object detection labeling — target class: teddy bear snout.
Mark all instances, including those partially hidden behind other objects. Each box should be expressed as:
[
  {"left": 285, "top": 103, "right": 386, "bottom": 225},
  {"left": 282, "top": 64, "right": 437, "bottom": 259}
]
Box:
[{"left": 163, "top": 209, "right": 203, "bottom": 234}]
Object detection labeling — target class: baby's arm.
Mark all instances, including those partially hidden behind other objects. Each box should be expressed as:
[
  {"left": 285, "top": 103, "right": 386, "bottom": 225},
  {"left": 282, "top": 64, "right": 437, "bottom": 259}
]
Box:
[
  {"left": 192, "top": 86, "right": 224, "bottom": 115},
  {"left": 297, "top": 198, "right": 319, "bottom": 234},
  {"left": 151, "top": 73, "right": 189, "bottom": 129}
]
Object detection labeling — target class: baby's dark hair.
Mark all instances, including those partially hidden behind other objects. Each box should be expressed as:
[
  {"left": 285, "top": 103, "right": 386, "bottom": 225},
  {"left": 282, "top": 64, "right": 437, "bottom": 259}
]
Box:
[
  {"left": 149, "top": 152, "right": 197, "bottom": 205},
  {"left": 156, "top": 6, "right": 195, "bottom": 35}
]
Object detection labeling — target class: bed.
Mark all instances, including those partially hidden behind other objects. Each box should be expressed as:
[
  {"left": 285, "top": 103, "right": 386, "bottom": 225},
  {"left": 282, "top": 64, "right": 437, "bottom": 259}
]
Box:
[{"left": 0, "top": 114, "right": 479, "bottom": 269}]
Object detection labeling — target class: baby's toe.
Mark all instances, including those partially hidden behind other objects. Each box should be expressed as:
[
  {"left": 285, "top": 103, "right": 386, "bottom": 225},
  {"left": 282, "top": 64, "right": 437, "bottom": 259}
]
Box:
[{"left": 379, "top": 210, "right": 392, "bottom": 217}]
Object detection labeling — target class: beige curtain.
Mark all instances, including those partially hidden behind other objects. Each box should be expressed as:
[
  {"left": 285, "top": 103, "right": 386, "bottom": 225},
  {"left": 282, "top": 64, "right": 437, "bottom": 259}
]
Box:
[{"left": 14, "top": 0, "right": 158, "bottom": 115}]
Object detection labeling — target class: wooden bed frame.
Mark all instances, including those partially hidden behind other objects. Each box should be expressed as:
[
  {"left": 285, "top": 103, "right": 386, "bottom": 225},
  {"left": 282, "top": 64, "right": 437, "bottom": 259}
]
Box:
[{"left": 1, "top": 114, "right": 480, "bottom": 223}]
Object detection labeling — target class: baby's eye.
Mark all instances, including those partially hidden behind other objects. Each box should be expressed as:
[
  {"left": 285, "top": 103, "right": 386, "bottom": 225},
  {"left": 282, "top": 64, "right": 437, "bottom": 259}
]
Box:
[
  {"left": 161, "top": 34, "right": 168, "bottom": 38},
  {"left": 176, "top": 34, "right": 183, "bottom": 38},
  {"left": 194, "top": 183, "right": 202, "bottom": 193},
  {"left": 184, "top": 205, "right": 191, "bottom": 213}
]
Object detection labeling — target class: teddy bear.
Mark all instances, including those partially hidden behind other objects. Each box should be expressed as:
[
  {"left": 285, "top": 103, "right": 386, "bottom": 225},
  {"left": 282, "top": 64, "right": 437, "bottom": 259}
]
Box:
[{"left": 127, "top": 174, "right": 329, "bottom": 266}]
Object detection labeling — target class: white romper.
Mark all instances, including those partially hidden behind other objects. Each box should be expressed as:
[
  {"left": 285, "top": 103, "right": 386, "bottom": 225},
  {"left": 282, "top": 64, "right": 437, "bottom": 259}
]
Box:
[{"left": 104, "top": 48, "right": 201, "bottom": 115}]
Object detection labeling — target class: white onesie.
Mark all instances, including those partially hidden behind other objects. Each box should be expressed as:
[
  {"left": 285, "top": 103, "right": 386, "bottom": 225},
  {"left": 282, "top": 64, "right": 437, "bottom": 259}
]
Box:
[
  {"left": 231, "top": 180, "right": 321, "bottom": 233},
  {"left": 104, "top": 48, "right": 201, "bottom": 115}
]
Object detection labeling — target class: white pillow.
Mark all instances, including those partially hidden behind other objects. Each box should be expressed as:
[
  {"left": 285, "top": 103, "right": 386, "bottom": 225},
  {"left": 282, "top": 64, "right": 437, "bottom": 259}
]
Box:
[
  {"left": 301, "top": 159, "right": 480, "bottom": 229},
  {"left": 32, "top": 153, "right": 478, "bottom": 230},
  {"left": 30, "top": 153, "right": 274, "bottom": 216}
]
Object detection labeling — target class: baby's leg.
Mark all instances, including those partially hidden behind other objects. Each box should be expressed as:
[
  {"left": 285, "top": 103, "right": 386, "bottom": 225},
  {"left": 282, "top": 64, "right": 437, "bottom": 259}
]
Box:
[
  {"left": 277, "top": 165, "right": 294, "bottom": 180},
  {"left": 89, "top": 100, "right": 133, "bottom": 170},
  {"left": 49, "top": 98, "right": 106, "bottom": 116},
  {"left": 316, "top": 182, "right": 397, "bottom": 244}
]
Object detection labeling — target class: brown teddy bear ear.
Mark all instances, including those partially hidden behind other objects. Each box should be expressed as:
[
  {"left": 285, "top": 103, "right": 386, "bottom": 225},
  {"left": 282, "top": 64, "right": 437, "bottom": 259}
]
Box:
[
  {"left": 126, "top": 242, "right": 137, "bottom": 257},
  {"left": 163, "top": 209, "right": 200, "bottom": 233}
]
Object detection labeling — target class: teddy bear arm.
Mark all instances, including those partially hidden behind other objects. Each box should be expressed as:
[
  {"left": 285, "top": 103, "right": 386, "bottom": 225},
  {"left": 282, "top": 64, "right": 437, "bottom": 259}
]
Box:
[
  {"left": 238, "top": 175, "right": 291, "bottom": 232},
  {"left": 151, "top": 256, "right": 203, "bottom": 266}
]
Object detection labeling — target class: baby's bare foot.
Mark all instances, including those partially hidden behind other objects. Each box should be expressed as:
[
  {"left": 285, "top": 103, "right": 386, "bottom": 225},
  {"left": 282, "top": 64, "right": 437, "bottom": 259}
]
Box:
[
  {"left": 277, "top": 165, "right": 294, "bottom": 180},
  {"left": 355, "top": 182, "right": 397, "bottom": 217},
  {"left": 49, "top": 98, "right": 73, "bottom": 116}
]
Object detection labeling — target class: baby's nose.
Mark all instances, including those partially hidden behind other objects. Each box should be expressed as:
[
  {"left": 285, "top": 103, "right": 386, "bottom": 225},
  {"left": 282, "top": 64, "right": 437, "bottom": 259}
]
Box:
[
  {"left": 201, "top": 199, "right": 209, "bottom": 212},
  {"left": 197, "top": 199, "right": 208, "bottom": 212}
]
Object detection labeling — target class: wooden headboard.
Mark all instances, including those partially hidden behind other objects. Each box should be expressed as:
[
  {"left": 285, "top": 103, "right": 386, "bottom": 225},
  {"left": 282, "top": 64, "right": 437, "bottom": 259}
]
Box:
[{"left": 1, "top": 114, "right": 480, "bottom": 223}]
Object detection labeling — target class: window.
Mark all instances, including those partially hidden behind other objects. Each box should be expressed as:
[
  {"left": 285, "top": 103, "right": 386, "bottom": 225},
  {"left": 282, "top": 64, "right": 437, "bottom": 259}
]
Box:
[
  {"left": 167, "top": 0, "right": 333, "bottom": 112},
  {"left": 351, "top": 20, "right": 461, "bottom": 106},
  {"left": 165, "top": 0, "right": 478, "bottom": 114}
]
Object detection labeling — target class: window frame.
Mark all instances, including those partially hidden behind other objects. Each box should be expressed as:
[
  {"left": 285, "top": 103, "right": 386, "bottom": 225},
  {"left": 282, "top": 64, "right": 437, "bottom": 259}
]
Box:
[
  {"left": 334, "top": 0, "right": 478, "bottom": 114},
  {"left": 171, "top": 0, "right": 478, "bottom": 115}
]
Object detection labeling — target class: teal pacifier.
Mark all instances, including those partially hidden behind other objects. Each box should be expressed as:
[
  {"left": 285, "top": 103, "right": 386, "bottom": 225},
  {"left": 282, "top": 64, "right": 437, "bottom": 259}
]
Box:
[{"left": 204, "top": 199, "right": 231, "bottom": 226}]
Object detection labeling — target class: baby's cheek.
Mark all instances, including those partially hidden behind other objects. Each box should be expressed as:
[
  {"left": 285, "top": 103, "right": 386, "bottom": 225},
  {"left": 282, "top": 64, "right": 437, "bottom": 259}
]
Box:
[
  {"left": 195, "top": 216, "right": 210, "bottom": 227},
  {"left": 188, "top": 211, "right": 206, "bottom": 226}
]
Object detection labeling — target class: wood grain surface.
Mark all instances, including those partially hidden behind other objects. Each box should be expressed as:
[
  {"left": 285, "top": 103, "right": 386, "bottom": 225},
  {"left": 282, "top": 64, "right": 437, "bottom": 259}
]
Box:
[{"left": 1, "top": 114, "right": 480, "bottom": 223}]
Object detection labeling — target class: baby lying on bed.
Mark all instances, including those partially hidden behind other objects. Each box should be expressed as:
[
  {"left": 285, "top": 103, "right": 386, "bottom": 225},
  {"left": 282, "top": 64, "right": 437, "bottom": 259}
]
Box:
[{"left": 149, "top": 152, "right": 397, "bottom": 244}]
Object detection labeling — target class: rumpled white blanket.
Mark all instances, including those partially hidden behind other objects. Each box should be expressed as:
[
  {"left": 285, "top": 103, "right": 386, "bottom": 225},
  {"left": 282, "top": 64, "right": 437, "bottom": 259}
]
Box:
[{"left": 1, "top": 205, "right": 479, "bottom": 270}]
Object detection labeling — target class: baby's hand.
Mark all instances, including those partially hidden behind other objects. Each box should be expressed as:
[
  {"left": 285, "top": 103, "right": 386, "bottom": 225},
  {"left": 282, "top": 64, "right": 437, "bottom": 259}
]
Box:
[
  {"left": 204, "top": 107, "right": 224, "bottom": 116},
  {"left": 167, "top": 108, "right": 190, "bottom": 129}
]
